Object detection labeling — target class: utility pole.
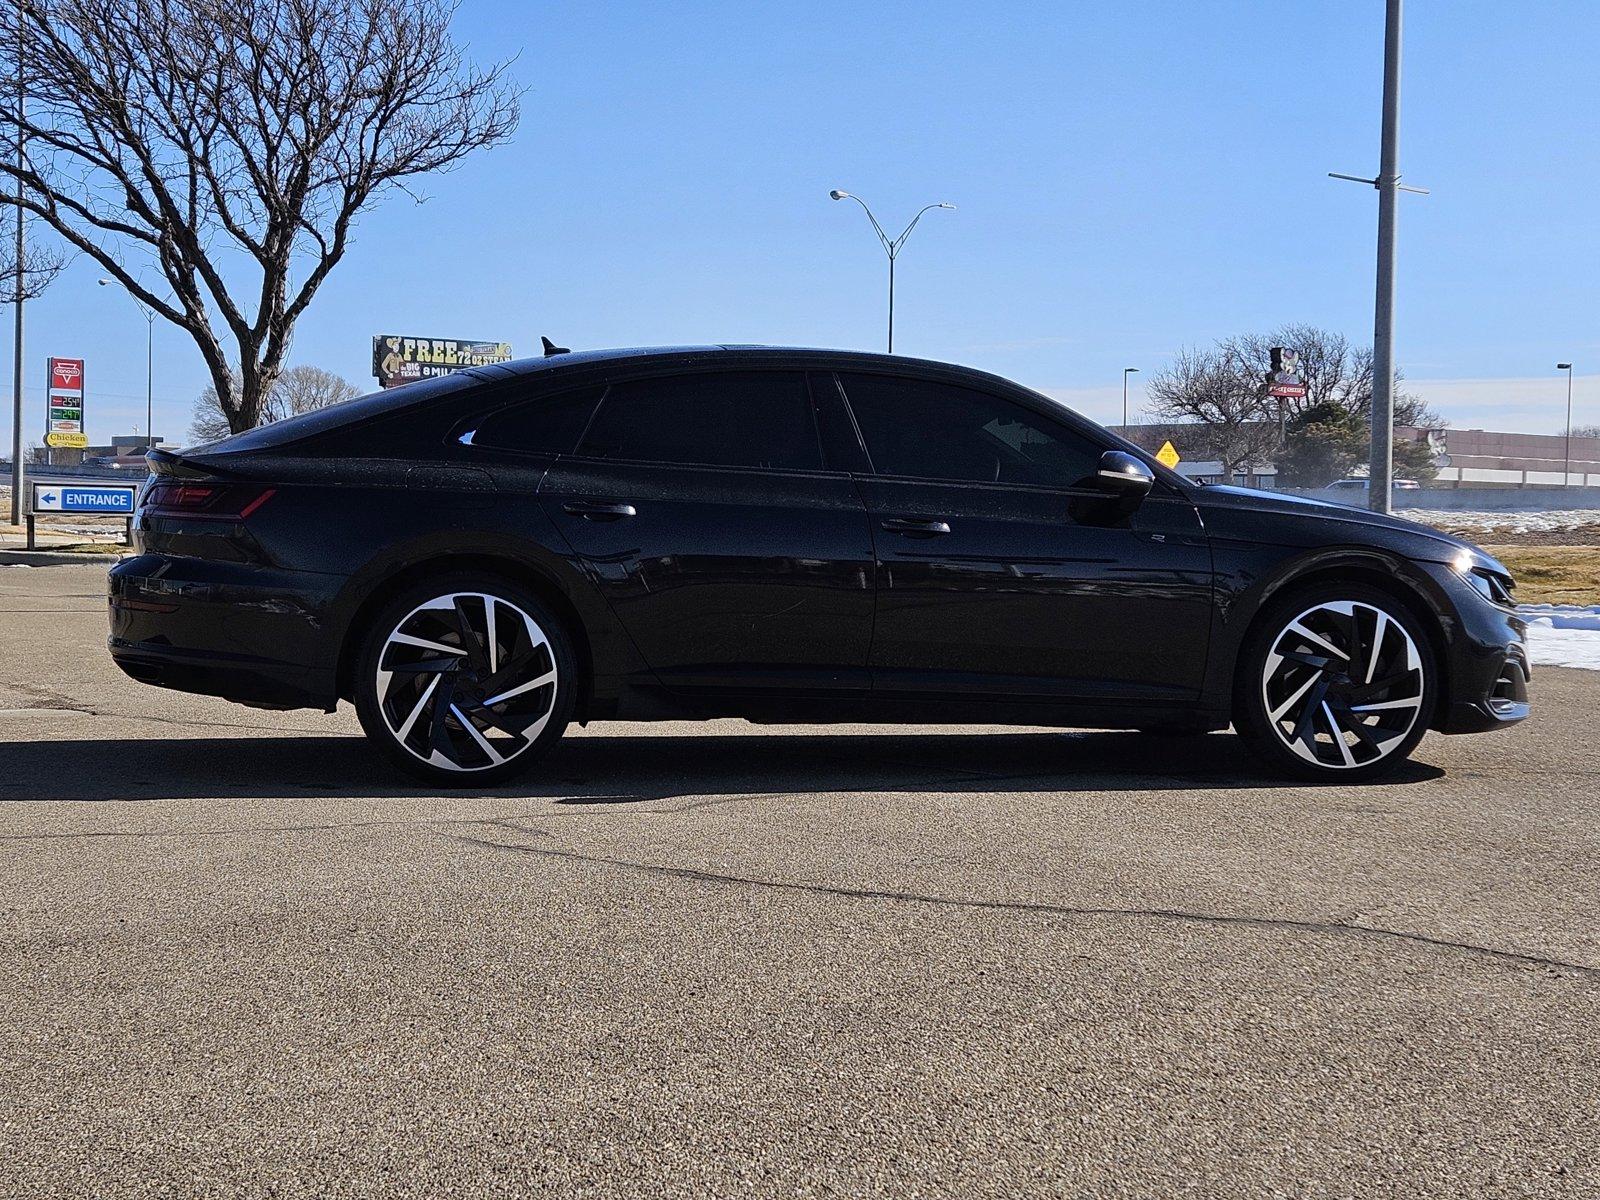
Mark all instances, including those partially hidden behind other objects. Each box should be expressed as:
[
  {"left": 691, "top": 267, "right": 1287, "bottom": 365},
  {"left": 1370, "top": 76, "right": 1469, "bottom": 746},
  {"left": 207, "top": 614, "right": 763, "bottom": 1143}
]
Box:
[
  {"left": 8, "top": 0, "right": 22, "bottom": 524},
  {"left": 1122, "top": 367, "right": 1139, "bottom": 429},
  {"left": 1331, "top": 0, "right": 1427, "bottom": 515},
  {"left": 1558, "top": 362, "right": 1574, "bottom": 485}
]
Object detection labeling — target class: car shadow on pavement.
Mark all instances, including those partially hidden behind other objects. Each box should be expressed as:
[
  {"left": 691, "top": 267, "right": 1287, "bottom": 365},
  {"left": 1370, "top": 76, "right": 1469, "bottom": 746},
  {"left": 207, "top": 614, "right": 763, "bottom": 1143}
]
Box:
[{"left": 0, "top": 730, "right": 1444, "bottom": 803}]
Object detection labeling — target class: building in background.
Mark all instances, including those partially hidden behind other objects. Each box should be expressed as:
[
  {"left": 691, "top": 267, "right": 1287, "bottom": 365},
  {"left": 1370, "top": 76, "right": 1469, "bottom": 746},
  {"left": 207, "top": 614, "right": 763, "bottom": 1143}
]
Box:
[
  {"left": 1400, "top": 427, "right": 1600, "bottom": 488},
  {"left": 1108, "top": 422, "right": 1600, "bottom": 490}
]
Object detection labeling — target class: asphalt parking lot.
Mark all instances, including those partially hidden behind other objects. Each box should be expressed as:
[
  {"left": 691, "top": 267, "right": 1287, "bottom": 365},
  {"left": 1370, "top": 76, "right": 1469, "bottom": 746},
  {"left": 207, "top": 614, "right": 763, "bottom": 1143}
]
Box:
[{"left": 2, "top": 563, "right": 1597, "bottom": 1199}]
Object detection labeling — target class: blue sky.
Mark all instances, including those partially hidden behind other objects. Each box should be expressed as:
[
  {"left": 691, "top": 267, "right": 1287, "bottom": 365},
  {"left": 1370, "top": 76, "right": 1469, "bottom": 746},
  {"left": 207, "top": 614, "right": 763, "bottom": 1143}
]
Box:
[{"left": 6, "top": 0, "right": 1598, "bottom": 448}]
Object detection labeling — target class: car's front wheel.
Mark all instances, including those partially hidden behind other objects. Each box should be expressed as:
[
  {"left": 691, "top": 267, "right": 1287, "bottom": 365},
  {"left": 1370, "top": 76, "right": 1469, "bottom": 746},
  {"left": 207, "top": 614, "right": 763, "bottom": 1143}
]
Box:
[
  {"left": 1235, "top": 583, "right": 1437, "bottom": 782},
  {"left": 353, "top": 573, "right": 575, "bottom": 787}
]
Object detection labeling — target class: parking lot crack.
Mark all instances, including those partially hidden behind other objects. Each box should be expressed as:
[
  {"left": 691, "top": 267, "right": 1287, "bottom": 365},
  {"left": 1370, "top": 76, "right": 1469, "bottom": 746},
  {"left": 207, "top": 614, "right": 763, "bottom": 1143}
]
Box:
[{"left": 446, "top": 833, "right": 1600, "bottom": 981}]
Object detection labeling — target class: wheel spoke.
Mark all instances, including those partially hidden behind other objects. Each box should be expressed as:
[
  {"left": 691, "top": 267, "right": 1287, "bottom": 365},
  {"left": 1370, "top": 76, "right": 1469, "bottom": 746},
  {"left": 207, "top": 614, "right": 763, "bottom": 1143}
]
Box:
[
  {"left": 1348, "top": 668, "right": 1416, "bottom": 704},
  {"left": 1322, "top": 700, "right": 1357, "bottom": 767},
  {"left": 451, "top": 703, "right": 506, "bottom": 766},
  {"left": 1364, "top": 611, "right": 1388, "bottom": 684},
  {"left": 394, "top": 673, "right": 441, "bottom": 742},
  {"left": 451, "top": 596, "right": 492, "bottom": 676},
  {"left": 386, "top": 655, "right": 464, "bottom": 676},
  {"left": 482, "top": 669, "right": 557, "bottom": 708},
  {"left": 1348, "top": 696, "right": 1420, "bottom": 713},
  {"left": 389, "top": 631, "right": 467, "bottom": 656},
  {"left": 1287, "top": 620, "right": 1350, "bottom": 661},
  {"left": 1269, "top": 671, "right": 1321, "bottom": 724}
]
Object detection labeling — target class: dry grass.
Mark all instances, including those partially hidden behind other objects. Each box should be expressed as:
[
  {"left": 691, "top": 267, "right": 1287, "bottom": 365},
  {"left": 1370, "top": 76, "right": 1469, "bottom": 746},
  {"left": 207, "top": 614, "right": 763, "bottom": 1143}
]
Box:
[{"left": 1483, "top": 545, "right": 1600, "bottom": 605}]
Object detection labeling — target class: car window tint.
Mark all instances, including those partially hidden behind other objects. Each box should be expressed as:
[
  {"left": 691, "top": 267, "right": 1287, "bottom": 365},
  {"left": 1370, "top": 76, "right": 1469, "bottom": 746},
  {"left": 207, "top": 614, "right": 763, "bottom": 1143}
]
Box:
[
  {"left": 838, "top": 373, "right": 1100, "bottom": 487},
  {"left": 470, "top": 386, "right": 605, "bottom": 455},
  {"left": 579, "top": 372, "right": 822, "bottom": 471}
]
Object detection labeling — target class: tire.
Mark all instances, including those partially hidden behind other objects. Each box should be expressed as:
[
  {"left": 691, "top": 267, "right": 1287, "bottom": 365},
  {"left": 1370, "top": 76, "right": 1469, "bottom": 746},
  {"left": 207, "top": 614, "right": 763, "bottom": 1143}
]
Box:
[
  {"left": 353, "top": 572, "right": 576, "bottom": 787},
  {"left": 1234, "top": 581, "right": 1437, "bottom": 783}
]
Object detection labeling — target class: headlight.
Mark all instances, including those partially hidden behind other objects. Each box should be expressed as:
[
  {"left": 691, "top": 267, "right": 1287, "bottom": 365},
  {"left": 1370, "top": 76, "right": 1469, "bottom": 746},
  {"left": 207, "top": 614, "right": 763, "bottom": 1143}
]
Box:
[{"left": 1451, "top": 550, "right": 1516, "bottom": 607}]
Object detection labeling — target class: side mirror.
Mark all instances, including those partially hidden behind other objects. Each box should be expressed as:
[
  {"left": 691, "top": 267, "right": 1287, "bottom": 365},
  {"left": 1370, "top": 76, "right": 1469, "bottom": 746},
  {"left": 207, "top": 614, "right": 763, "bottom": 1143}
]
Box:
[{"left": 1095, "top": 450, "right": 1154, "bottom": 498}]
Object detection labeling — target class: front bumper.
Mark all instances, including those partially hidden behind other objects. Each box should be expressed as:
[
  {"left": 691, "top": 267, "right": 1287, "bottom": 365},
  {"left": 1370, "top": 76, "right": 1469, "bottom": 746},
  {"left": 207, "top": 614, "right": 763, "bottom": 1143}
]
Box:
[
  {"left": 1418, "top": 562, "right": 1530, "bottom": 734},
  {"left": 108, "top": 555, "right": 344, "bottom": 711}
]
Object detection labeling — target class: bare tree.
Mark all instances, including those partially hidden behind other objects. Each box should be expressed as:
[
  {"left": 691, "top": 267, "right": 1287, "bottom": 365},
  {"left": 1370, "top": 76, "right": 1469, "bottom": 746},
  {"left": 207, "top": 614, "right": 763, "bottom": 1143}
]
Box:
[
  {"left": 190, "top": 364, "right": 359, "bottom": 443},
  {"left": 0, "top": 217, "right": 66, "bottom": 303},
  {"left": 0, "top": 0, "right": 518, "bottom": 433},
  {"left": 1149, "top": 324, "right": 1444, "bottom": 484},
  {"left": 1146, "top": 345, "right": 1281, "bottom": 479}
]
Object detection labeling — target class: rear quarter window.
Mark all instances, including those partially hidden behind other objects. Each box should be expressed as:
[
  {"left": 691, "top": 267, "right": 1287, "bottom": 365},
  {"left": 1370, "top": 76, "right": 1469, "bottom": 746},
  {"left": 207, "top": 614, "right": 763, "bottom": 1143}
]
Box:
[{"left": 467, "top": 386, "right": 605, "bottom": 455}]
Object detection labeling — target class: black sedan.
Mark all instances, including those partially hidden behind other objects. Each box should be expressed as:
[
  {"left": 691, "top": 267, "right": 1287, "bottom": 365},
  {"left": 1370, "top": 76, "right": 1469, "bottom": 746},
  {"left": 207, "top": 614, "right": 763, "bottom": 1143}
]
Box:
[{"left": 109, "top": 346, "right": 1528, "bottom": 785}]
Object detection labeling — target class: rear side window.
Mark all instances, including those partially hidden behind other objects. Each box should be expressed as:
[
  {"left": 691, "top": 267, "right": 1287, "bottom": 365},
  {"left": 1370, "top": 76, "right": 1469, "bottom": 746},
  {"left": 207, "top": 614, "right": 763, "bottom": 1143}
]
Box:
[
  {"left": 470, "top": 386, "right": 604, "bottom": 455},
  {"left": 838, "top": 372, "right": 1101, "bottom": 487},
  {"left": 578, "top": 371, "right": 822, "bottom": 471}
]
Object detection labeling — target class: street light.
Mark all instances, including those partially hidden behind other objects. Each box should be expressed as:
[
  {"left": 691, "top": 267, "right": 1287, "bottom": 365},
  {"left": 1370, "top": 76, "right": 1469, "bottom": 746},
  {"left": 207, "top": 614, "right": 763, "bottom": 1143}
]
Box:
[
  {"left": 99, "top": 279, "right": 156, "bottom": 452},
  {"left": 829, "top": 190, "right": 954, "bottom": 353},
  {"left": 1122, "top": 367, "right": 1140, "bottom": 430},
  {"left": 1558, "top": 362, "right": 1574, "bottom": 485}
]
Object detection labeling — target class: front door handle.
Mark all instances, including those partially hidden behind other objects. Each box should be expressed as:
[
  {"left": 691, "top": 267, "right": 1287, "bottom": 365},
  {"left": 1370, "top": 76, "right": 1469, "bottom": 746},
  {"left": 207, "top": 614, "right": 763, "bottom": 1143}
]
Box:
[
  {"left": 562, "top": 500, "right": 637, "bottom": 521},
  {"left": 881, "top": 517, "right": 952, "bottom": 537}
]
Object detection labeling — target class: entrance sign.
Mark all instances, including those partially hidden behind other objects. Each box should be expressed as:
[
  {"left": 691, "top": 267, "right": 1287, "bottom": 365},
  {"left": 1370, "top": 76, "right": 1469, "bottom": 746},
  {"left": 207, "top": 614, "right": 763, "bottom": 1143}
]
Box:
[{"left": 31, "top": 481, "right": 139, "bottom": 514}]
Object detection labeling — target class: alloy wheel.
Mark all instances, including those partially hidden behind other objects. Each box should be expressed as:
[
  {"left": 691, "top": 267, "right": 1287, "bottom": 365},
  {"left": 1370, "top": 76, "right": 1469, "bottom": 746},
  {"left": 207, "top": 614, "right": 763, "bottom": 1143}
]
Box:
[
  {"left": 375, "top": 591, "right": 558, "bottom": 773},
  {"left": 1259, "top": 599, "right": 1424, "bottom": 771}
]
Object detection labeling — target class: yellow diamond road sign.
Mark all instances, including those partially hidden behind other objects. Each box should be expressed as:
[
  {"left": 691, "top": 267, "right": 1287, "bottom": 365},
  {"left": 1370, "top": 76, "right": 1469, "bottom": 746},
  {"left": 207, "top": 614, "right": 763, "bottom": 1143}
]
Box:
[{"left": 1155, "top": 440, "right": 1181, "bottom": 469}]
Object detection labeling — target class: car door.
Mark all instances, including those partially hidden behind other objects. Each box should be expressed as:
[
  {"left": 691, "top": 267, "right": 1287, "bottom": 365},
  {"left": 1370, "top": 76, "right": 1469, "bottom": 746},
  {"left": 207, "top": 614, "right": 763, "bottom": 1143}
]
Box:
[
  {"left": 833, "top": 371, "right": 1213, "bottom": 701},
  {"left": 537, "top": 369, "right": 875, "bottom": 693}
]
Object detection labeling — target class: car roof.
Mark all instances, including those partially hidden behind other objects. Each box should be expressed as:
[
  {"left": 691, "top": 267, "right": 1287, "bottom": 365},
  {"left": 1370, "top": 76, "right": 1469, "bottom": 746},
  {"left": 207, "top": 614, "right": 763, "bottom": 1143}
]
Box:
[{"left": 467, "top": 344, "right": 985, "bottom": 383}]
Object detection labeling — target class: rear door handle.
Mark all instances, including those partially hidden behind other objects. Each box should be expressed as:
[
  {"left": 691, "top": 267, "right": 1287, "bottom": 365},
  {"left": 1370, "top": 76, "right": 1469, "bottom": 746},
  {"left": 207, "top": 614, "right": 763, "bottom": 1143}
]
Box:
[
  {"left": 881, "top": 517, "right": 952, "bottom": 537},
  {"left": 562, "top": 500, "right": 637, "bottom": 521}
]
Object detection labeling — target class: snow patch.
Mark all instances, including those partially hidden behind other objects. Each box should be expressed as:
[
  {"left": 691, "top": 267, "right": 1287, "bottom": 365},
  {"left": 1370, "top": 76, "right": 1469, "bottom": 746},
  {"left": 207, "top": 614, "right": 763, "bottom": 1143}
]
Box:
[
  {"left": 1406, "top": 509, "right": 1600, "bottom": 534},
  {"left": 1519, "top": 604, "right": 1600, "bottom": 670}
]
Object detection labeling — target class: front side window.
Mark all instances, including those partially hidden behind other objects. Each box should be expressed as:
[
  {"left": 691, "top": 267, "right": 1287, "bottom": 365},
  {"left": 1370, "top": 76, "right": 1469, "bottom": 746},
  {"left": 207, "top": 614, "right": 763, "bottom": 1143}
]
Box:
[
  {"left": 578, "top": 371, "right": 822, "bottom": 471},
  {"left": 837, "top": 373, "right": 1101, "bottom": 487}
]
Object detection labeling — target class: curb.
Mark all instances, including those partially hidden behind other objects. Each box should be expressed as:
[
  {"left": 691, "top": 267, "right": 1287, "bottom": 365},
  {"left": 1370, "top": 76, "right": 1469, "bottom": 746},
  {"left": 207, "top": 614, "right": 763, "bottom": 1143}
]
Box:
[{"left": 0, "top": 549, "right": 128, "bottom": 567}]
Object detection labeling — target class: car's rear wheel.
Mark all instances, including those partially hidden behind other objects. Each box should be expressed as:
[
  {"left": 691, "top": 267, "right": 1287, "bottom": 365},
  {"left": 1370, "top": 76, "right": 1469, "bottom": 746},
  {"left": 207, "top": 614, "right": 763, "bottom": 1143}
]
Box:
[
  {"left": 353, "top": 573, "right": 575, "bottom": 787},
  {"left": 1235, "top": 583, "right": 1436, "bottom": 782}
]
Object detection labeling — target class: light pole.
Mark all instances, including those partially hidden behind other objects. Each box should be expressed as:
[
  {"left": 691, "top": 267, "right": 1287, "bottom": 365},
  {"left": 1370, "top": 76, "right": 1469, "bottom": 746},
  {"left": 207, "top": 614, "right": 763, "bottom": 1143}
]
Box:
[
  {"left": 99, "top": 279, "right": 155, "bottom": 451},
  {"left": 1330, "top": 0, "right": 1428, "bottom": 515},
  {"left": 829, "top": 190, "right": 954, "bottom": 353},
  {"left": 1557, "top": 362, "right": 1574, "bottom": 485},
  {"left": 1122, "top": 367, "right": 1139, "bottom": 430}
]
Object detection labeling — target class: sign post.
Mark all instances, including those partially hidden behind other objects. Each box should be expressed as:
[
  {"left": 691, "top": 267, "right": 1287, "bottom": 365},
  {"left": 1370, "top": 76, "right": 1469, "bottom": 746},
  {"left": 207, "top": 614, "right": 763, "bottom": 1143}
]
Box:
[{"left": 1265, "top": 346, "right": 1307, "bottom": 462}]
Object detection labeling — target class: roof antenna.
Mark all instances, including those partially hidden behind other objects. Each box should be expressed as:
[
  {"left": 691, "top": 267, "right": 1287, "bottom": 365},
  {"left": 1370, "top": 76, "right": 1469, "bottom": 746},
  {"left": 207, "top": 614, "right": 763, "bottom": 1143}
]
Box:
[{"left": 541, "top": 336, "right": 570, "bottom": 357}]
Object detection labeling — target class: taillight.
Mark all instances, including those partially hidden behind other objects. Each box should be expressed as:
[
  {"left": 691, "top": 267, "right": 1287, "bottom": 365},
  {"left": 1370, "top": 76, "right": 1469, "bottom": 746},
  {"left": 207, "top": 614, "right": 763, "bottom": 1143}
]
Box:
[{"left": 143, "top": 482, "right": 276, "bottom": 519}]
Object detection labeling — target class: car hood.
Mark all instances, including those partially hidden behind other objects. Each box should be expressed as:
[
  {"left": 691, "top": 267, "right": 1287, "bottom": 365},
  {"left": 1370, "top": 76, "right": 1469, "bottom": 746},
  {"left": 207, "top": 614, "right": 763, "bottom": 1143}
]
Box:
[{"left": 1193, "top": 485, "right": 1493, "bottom": 564}]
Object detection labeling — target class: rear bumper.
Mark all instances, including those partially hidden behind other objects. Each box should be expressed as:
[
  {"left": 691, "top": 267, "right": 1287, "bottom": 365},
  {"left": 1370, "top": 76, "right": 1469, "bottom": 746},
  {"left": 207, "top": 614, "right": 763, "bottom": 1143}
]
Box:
[{"left": 108, "top": 554, "right": 344, "bottom": 711}]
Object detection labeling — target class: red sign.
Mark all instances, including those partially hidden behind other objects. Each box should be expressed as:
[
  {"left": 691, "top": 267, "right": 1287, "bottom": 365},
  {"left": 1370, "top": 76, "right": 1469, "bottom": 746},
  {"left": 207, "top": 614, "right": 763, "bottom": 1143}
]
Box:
[
  {"left": 51, "top": 358, "right": 84, "bottom": 390},
  {"left": 1267, "top": 382, "right": 1307, "bottom": 399}
]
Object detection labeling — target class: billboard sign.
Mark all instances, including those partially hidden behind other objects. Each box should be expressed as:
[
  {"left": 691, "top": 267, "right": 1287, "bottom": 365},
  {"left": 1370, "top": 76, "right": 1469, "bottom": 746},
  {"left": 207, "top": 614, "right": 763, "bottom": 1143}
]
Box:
[
  {"left": 372, "top": 335, "right": 513, "bottom": 388},
  {"left": 1265, "top": 346, "right": 1307, "bottom": 400},
  {"left": 45, "top": 357, "right": 88, "bottom": 449}
]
